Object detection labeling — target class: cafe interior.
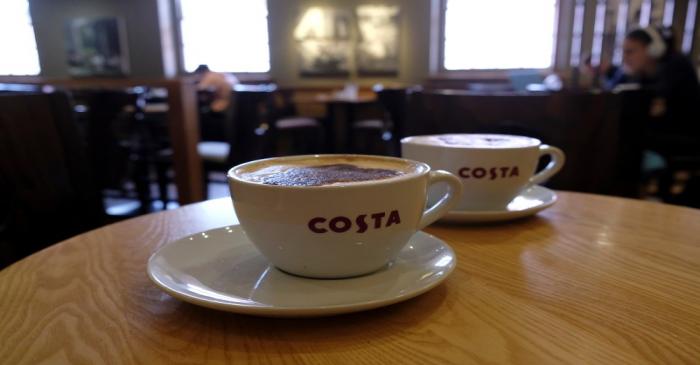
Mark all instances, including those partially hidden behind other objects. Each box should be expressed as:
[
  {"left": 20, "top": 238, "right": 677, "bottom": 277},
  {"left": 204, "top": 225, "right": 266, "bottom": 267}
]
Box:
[{"left": 1, "top": 0, "right": 700, "bottom": 362}]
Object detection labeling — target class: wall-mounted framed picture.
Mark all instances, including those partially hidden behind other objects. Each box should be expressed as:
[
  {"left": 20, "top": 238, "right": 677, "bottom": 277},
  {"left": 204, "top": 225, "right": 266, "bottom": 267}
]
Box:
[
  {"left": 356, "top": 5, "right": 400, "bottom": 76},
  {"left": 295, "top": 7, "right": 352, "bottom": 77},
  {"left": 293, "top": 5, "right": 401, "bottom": 78},
  {"left": 65, "top": 17, "right": 130, "bottom": 77}
]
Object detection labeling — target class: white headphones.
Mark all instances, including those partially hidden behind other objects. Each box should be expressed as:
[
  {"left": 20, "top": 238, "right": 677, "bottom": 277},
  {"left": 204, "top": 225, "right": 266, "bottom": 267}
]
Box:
[{"left": 641, "top": 27, "right": 667, "bottom": 58}]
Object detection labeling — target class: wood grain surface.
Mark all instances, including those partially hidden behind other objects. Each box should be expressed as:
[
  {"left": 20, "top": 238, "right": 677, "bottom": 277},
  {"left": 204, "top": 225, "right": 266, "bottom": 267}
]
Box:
[{"left": 1, "top": 193, "right": 699, "bottom": 364}]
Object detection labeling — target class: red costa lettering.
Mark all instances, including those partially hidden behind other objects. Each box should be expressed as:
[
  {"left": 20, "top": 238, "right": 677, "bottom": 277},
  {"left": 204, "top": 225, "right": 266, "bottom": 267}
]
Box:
[
  {"left": 371, "top": 212, "right": 385, "bottom": 228},
  {"left": 308, "top": 217, "right": 327, "bottom": 233},
  {"left": 472, "top": 168, "right": 486, "bottom": 178},
  {"left": 329, "top": 216, "right": 351, "bottom": 233},
  {"left": 308, "top": 210, "right": 402, "bottom": 234},
  {"left": 386, "top": 210, "right": 401, "bottom": 226},
  {"left": 457, "top": 166, "right": 520, "bottom": 180},
  {"left": 356, "top": 214, "right": 368, "bottom": 233}
]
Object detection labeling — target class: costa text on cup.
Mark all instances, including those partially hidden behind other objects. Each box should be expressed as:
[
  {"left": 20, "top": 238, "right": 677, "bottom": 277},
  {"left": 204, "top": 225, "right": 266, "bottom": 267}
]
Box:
[
  {"left": 458, "top": 166, "right": 520, "bottom": 180},
  {"left": 308, "top": 210, "right": 402, "bottom": 233}
]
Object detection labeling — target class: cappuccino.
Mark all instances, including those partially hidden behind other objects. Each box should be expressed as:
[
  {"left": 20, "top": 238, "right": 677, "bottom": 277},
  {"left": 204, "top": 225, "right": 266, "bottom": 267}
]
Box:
[
  {"left": 405, "top": 134, "right": 540, "bottom": 149},
  {"left": 237, "top": 156, "right": 411, "bottom": 187}
]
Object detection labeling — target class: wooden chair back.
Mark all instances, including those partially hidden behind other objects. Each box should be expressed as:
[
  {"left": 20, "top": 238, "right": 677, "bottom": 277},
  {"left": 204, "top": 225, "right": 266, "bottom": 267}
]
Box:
[{"left": 0, "top": 92, "right": 104, "bottom": 267}]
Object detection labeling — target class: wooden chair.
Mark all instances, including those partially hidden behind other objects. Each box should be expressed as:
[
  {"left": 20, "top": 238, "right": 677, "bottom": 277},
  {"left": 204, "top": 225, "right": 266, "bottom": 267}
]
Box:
[
  {"left": 644, "top": 128, "right": 700, "bottom": 206},
  {"left": 349, "top": 95, "right": 393, "bottom": 155},
  {"left": 197, "top": 86, "right": 283, "bottom": 198},
  {"left": 350, "top": 117, "right": 392, "bottom": 155},
  {"left": 373, "top": 85, "right": 421, "bottom": 156},
  {"left": 0, "top": 92, "right": 105, "bottom": 268},
  {"left": 73, "top": 89, "right": 139, "bottom": 192},
  {"left": 228, "top": 85, "right": 276, "bottom": 164},
  {"left": 74, "top": 89, "right": 174, "bottom": 212},
  {"left": 197, "top": 91, "right": 238, "bottom": 197},
  {"left": 267, "top": 89, "right": 325, "bottom": 156}
]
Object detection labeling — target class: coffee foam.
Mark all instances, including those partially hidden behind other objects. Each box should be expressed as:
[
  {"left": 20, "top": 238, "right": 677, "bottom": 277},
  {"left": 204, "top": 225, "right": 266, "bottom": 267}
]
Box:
[
  {"left": 404, "top": 134, "right": 540, "bottom": 149},
  {"left": 235, "top": 156, "right": 421, "bottom": 187}
]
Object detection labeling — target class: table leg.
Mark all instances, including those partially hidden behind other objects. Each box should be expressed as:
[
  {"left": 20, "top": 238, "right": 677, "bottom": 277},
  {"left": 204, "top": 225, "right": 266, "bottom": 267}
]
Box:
[
  {"left": 325, "top": 103, "right": 338, "bottom": 153},
  {"left": 346, "top": 104, "right": 356, "bottom": 153},
  {"left": 330, "top": 102, "right": 352, "bottom": 153},
  {"left": 166, "top": 80, "right": 204, "bottom": 204}
]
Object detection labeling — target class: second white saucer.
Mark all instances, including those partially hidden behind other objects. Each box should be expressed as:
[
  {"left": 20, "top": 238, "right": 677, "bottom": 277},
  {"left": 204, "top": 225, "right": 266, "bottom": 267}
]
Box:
[{"left": 440, "top": 185, "right": 557, "bottom": 223}]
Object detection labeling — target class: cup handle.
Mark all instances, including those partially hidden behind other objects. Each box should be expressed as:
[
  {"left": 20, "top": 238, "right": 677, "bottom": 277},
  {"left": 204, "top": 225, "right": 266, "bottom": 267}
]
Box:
[
  {"left": 418, "top": 170, "right": 463, "bottom": 229},
  {"left": 529, "top": 145, "right": 566, "bottom": 186}
]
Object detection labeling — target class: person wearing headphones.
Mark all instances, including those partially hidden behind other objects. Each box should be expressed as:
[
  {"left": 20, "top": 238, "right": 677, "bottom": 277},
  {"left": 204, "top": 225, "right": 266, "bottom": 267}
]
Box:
[
  {"left": 618, "top": 27, "right": 699, "bottom": 131},
  {"left": 618, "top": 27, "right": 700, "bottom": 205}
]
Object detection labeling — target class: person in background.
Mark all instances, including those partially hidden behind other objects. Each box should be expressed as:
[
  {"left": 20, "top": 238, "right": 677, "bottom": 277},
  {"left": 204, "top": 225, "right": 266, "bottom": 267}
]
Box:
[
  {"left": 193, "top": 64, "right": 239, "bottom": 145},
  {"left": 618, "top": 27, "right": 700, "bottom": 205},
  {"left": 579, "top": 53, "right": 621, "bottom": 90},
  {"left": 194, "top": 64, "right": 239, "bottom": 113},
  {"left": 619, "top": 27, "right": 699, "bottom": 131}
]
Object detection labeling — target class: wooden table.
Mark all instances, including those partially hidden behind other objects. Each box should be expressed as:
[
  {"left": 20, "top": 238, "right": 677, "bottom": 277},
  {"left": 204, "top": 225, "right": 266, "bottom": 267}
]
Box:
[
  {"left": 0, "top": 76, "right": 204, "bottom": 204},
  {"left": 1, "top": 193, "right": 699, "bottom": 364}
]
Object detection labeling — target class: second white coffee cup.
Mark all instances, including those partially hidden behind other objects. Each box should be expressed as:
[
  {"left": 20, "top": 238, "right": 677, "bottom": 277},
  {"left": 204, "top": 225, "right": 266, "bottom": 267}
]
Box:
[{"left": 402, "top": 134, "right": 565, "bottom": 211}]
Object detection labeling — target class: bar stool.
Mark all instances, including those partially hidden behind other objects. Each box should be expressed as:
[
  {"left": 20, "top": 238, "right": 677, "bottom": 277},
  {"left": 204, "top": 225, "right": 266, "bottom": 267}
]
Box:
[{"left": 267, "top": 89, "right": 325, "bottom": 156}]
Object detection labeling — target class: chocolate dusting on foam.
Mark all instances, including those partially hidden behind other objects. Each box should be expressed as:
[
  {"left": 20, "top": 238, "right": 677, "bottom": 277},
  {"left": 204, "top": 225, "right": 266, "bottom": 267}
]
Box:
[
  {"left": 437, "top": 135, "right": 512, "bottom": 147},
  {"left": 259, "top": 164, "right": 404, "bottom": 186}
]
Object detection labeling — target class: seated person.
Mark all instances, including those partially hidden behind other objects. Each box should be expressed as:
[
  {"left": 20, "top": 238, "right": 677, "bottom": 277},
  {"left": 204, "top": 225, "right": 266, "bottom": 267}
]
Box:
[
  {"left": 615, "top": 27, "right": 700, "bottom": 134},
  {"left": 579, "top": 53, "right": 620, "bottom": 90},
  {"left": 194, "top": 64, "right": 239, "bottom": 113},
  {"left": 616, "top": 27, "right": 700, "bottom": 204},
  {"left": 193, "top": 64, "right": 240, "bottom": 142}
]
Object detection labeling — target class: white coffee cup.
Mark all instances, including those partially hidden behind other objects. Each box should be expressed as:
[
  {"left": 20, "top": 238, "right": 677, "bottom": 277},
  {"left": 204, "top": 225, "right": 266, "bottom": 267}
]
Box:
[
  {"left": 401, "top": 134, "right": 565, "bottom": 211},
  {"left": 228, "top": 154, "right": 462, "bottom": 278}
]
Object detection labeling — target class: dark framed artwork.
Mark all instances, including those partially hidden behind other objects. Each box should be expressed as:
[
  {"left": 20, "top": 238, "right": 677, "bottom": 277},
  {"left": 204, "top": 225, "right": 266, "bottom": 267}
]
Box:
[{"left": 65, "top": 17, "right": 130, "bottom": 77}]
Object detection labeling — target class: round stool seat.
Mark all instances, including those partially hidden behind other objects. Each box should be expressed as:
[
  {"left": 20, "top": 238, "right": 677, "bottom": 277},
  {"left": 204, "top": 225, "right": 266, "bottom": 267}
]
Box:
[
  {"left": 197, "top": 141, "right": 230, "bottom": 164},
  {"left": 275, "top": 117, "right": 321, "bottom": 129},
  {"left": 353, "top": 119, "right": 384, "bottom": 129}
]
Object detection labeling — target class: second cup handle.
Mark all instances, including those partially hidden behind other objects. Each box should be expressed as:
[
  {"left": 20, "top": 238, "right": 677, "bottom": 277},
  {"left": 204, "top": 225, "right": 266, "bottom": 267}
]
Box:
[
  {"left": 418, "top": 170, "right": 463, "bottom": 229},
  {"left": 529, "top": 145, "right": 566, "bottom": 186}
]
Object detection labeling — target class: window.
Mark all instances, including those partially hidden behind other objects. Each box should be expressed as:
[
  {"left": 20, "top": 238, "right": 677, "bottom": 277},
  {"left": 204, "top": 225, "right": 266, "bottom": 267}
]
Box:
[
  {"left": 178, "top": 0, "right": 270, "bottom": 73},
  {"left": 682, "top": 0, "right": 698, "bottom": 54},
  {"left": 0, "top": 0, "right": 40, "bottom": 75},
  {"left": 442, "top": 0, "right": 557, "bottom": 70}
]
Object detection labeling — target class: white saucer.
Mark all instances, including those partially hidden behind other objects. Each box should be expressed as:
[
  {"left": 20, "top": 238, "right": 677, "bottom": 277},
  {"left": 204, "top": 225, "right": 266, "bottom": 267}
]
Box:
[
  {"left": 147, "top": 225, "right": 456, "bottom": 317},
  {"left": 440, "top": 185, "right": 557, "bottom": 224}
]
